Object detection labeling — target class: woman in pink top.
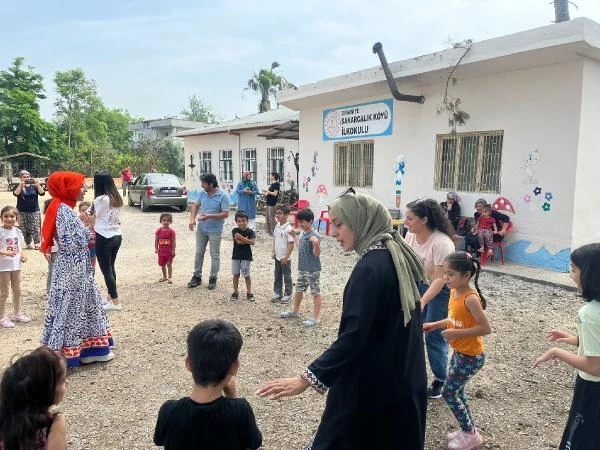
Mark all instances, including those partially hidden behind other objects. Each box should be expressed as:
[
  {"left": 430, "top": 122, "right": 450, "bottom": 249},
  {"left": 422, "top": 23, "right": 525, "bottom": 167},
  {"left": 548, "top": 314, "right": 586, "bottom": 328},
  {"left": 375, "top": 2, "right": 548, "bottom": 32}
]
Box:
[{"left": 404, "top": 198, "right": 456, "bottom": 399}]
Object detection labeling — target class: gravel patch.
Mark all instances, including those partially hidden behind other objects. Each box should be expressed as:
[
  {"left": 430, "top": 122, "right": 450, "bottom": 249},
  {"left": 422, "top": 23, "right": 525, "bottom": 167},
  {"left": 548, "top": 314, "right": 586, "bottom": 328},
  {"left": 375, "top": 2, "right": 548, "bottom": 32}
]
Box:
[{"left": 0, "top": 193, "right": 579, "bottom": 449}]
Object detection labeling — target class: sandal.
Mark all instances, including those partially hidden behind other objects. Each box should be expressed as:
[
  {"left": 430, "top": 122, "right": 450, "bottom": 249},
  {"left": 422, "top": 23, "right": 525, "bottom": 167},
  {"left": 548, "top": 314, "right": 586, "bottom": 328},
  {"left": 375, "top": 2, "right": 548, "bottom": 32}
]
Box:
[
  {"left": 230, "top": 292, "right": 239, "bottom": 301},
  {"left": 247, "top": 293, "right": 255, "bottom": 302},
  {"left": 158, "top": 277, "right": 167, "bottom": 282},
  {"left": 34, "top": 245, "right": 40, "bottom": 250},
  {"left": 167, "top": 279, "right": 173, "bottom": 284}
]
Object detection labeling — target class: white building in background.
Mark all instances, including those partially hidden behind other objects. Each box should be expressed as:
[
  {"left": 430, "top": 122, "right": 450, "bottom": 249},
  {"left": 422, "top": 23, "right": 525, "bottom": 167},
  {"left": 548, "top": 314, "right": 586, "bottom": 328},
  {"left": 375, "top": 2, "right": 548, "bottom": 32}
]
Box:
[
  {"left": 129, "top": 118, "right": 209, "bottom": 147},
  {"left": 177, "top": 107, "right": 299, "bottom": 204},
  {"left": 276, "top": 17, "right": 600, "bottom": 272}
]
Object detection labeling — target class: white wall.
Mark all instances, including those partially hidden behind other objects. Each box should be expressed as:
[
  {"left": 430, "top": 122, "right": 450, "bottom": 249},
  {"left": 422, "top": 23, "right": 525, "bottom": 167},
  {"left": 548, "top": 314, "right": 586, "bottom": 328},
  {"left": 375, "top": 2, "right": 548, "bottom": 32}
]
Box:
[
  {"left": 573, "top": 58, "right": 600, "bottom": 249},
  {"left": 297, "top": 60, "right": 584, "bottom": 270},
  {"left": 183, "top": 131, "right": 298, "bottom": 199}
]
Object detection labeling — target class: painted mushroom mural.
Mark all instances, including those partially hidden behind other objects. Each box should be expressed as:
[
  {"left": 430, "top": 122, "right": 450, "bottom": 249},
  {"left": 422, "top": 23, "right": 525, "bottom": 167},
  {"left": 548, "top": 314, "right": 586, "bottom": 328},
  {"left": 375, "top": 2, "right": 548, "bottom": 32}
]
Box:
[{"left": 492, "top": 196, "right": 516, "bottom": 216}]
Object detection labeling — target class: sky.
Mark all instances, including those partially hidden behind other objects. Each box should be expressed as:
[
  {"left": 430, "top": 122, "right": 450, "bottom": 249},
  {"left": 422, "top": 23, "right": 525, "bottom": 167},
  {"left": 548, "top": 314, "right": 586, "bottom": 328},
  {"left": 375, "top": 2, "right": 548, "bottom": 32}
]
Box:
[{"left": 2, "top": 0, "right": 600, "bottom": 122}]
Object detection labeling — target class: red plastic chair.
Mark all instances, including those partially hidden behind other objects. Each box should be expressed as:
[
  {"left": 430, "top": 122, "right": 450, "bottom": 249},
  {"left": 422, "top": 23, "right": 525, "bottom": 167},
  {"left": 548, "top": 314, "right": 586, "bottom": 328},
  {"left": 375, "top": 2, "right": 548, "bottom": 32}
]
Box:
[
  {"left": 481, "top": 221, "right": 513, "bottom": 265},
  {"left": 318, "top": 210, "right": 331, "bottom": 236},
  {"left": 289, "top": 199, "right": 310, "bottom": 227}
]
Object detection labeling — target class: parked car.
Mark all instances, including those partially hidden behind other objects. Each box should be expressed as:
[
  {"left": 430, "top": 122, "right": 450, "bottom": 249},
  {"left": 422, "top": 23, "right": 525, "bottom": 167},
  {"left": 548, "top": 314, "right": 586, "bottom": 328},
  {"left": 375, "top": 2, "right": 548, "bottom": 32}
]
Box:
[{"left": 127, "top": 173, "right": 187, "bottom": 212}]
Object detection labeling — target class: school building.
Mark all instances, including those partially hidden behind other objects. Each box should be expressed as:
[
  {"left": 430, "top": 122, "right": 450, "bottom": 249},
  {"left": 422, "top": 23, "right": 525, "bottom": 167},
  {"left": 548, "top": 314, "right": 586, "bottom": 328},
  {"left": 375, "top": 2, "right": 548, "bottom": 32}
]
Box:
[
  {"left": 177, "top": 107, "right": 299, "bottom": 205},
  {"left": 272, "top": 17, "right": 600, "bottom": 272}
]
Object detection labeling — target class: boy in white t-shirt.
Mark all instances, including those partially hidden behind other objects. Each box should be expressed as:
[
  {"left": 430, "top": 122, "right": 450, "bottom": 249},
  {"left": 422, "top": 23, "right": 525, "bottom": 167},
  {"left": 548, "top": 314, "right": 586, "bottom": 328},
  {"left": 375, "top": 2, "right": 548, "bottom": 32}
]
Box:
[
  {"left": 0, "top": 206, "right": 29, "bottom": 328},
  {"left": 271, "top": 204, "right": 295, "bottom": 303}
]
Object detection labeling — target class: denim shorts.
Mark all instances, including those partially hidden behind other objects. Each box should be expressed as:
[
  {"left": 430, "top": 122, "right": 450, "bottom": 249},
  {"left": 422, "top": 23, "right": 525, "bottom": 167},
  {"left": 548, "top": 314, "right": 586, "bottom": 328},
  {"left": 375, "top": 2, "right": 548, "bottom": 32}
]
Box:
[
  {"left": 295, "top": 271, "right": 321, "bottom": 295},
  {"left": 231, "top": 260, "right": 251, "bottom": 277}
]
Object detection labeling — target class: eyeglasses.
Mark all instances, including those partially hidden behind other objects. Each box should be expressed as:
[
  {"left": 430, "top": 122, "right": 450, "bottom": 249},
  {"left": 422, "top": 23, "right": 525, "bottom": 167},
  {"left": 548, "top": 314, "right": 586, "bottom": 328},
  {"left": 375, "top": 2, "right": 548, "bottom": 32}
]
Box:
[{"left": 338, "top": 186, "right": 355, "bottom": 198}]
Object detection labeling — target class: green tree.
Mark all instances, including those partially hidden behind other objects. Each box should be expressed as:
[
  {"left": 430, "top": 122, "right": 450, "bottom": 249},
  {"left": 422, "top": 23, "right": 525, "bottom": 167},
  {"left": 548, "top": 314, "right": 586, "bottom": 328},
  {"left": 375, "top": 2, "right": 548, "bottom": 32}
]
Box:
[
  {"left": 135, "top": 136, "right": 163, "bottom": 174},
  {"left": 180, "top": 95, "right": 217, "bottom": 123},
  {"left": 0, "top": 57, "right": 55, "bottom": 155},
  {"left": 89, "top": 107, "right": 133, "bottom": 152},
  {"left": 54, "top": 68, "right": 101, "bottom": 149},
  {"left": 245, "top": 61, "right": 295, "bottom": 113},
  {"left": 160, "top": 138, "right": 184, "bottom": 177}
]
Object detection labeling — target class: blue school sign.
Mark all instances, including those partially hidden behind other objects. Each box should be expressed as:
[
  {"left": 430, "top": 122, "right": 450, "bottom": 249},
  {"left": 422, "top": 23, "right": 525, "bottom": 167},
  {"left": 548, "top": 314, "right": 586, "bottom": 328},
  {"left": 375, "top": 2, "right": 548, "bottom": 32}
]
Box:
[{"left": 322, "top": 98, "right": 394, "bottom": 141}]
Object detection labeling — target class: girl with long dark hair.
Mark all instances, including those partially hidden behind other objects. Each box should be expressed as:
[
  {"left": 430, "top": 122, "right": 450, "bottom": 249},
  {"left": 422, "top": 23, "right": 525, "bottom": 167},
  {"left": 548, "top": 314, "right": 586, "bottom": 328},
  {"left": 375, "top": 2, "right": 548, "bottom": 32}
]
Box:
[
  {"left": 0, "top": 346, "right": 69, "bottom": 450},
  {"left": 92, "top": 172, "right": 123, "bottom": 311}
]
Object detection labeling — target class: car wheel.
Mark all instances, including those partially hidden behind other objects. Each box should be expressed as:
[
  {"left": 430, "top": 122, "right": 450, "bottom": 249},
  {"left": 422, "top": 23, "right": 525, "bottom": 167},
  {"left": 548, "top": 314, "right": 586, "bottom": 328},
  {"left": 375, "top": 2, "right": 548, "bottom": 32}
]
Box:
[
  {"left": 128, "top": 194, "right": 134, "bottom": 206},
  {"left": 140, "top": 197, "right": 149, "bottom": 212}
]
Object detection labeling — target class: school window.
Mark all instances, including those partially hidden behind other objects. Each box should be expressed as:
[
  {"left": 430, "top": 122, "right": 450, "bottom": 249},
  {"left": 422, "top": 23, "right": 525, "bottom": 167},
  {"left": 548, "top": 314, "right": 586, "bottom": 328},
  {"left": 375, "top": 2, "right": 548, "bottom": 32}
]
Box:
[
  {"left": 240, "top": 148, "right": 257, "bottom": 181},
  {"left": 219, "top": 149, "right": 233, "bottom": 183},
  {"left": 267, "top": 147, "right": 285, "bottom": 183},
  {"left": 199, "top": 151, "right": 212, "bottom": 174},
  {"left": 434, "top": 131, "right": 504, "bottom": 194},
  {"left": 333, "top": 140, "right": 374, "bottom": 187}
]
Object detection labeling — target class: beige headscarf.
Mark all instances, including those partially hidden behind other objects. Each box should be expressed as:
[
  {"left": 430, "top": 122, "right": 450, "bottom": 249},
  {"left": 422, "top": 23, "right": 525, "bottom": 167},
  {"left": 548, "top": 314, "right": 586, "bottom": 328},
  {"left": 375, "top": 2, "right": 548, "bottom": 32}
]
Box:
[{"left": 329, "top": 192, "right": 429, "bottom": 326}]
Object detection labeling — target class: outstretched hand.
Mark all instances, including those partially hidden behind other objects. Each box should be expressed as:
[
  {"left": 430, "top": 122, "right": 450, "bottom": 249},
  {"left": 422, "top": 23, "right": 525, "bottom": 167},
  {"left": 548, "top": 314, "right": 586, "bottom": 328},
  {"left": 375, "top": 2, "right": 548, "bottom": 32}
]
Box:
[
  {"left": 257, "top": 376, "right": 309, "bottom": 400},
  {"left": 534, "top": 348, "right": 557, "bottom": 368},
  {"left": 546, "top": 329, "right": 577, "bottom": 345}
]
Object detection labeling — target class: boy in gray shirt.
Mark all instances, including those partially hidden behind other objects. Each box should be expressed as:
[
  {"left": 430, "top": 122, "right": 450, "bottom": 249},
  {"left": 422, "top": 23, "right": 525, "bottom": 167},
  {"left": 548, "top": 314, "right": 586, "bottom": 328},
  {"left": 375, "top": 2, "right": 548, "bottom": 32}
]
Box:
[{"left": 280, "top": 208, "right": 323, "bottom": 327}]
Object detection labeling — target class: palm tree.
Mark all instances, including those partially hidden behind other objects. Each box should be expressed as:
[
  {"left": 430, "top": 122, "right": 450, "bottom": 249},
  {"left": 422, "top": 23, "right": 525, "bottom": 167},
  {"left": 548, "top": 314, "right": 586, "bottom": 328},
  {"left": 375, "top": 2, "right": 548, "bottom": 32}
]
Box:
[{"left": 246, "top": 61, "right": 295, "bottom": 113}]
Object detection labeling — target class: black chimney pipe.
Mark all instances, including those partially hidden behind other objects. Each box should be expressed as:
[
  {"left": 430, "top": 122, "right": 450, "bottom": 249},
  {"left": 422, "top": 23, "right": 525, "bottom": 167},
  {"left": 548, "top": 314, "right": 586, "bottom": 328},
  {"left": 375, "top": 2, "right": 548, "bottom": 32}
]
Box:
[{"left": 372, "top": 42, "right": 425, "bottom": 104}]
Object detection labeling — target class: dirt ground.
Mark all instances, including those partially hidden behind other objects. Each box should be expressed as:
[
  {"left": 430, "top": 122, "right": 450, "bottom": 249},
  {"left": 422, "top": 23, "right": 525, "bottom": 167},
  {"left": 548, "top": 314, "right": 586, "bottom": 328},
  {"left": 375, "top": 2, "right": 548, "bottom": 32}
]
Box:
[{"left": 0, "top": 189, "right": 581, "bottom": 450}]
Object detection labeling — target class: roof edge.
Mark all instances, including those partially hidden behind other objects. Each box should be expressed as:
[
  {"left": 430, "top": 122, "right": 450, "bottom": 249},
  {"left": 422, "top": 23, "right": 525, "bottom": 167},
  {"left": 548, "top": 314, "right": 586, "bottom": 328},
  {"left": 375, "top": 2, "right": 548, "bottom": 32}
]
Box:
[{"left": 278, "top": 17, "right": 600, "bottom": 105}]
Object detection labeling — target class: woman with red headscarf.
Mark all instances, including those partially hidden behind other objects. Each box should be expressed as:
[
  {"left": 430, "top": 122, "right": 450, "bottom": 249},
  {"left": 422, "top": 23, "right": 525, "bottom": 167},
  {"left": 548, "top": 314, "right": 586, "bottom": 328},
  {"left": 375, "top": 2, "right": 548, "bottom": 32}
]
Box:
[{"left": 40, "top": 171, "right": 114, "bottom": 368}]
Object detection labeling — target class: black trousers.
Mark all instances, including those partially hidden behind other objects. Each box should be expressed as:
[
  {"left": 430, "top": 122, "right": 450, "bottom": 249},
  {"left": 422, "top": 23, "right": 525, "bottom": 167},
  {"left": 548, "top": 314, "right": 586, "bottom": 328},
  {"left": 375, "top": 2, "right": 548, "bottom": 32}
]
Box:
[
  {"left": 464, "top": 232, "right": 504, "bottom": 251},
  {"left": 95, "top": 234, "right": 122, "bottom": 299},
  {"left": 560, "top": 375, "right": 600, "bottom": 450}
]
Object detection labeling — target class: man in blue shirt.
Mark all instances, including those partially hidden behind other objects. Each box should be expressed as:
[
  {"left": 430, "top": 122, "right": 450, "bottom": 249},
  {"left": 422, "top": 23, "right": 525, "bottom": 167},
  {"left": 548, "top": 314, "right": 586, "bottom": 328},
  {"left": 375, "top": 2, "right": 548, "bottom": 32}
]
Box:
[{"left": 188, "top": 173, "right": 231, "bottom": 290}]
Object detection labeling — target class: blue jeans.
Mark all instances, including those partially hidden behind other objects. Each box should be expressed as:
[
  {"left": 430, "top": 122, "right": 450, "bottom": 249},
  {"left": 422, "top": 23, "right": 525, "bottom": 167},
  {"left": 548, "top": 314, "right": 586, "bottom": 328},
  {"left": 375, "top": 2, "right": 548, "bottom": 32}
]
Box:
[
  {"left": 193, "top": 230, "right": 222, "bottom": 279},
  {"left": 419, "top": 281, "right": 450, "bottom": 382}
]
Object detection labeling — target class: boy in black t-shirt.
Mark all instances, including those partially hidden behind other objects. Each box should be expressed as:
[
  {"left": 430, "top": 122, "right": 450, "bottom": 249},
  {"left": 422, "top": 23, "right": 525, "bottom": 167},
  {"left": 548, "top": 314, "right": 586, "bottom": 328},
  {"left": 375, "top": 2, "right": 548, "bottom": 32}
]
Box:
[
  {"left": 230, "top": 211, "right": 256, "bottom": 301},
  {"left": 154, "top": 319, "right": 262, "bottom": 450}
]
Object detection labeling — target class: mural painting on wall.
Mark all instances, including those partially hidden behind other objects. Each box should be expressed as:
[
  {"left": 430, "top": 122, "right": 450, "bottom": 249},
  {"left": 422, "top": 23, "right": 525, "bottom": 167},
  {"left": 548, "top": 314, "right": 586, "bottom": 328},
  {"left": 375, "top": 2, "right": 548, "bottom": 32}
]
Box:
[
  {"left": 188, "top": 154, "right": 200, "bottom": 183},
  {"left": 521, "top": 149, "right": 541, "bottom": 185},
  {"left": 521, "top": 149, "right": 554, "bottom": 213},
  {"left": 491, "top": 197, "right": 515, "bottom": 215},
  {"left": 503, "top": 148, "right": 568, "bottom": 272},
  {"left": 316, "top": 184, "right": 328, "bottom": 208},
  {"left": 311, "top": 152, "right": 319, "bottom": 177},
  {"left": 394, "top": 154, "right": 405, "bottom": 208},
  {"left": 302, "top": 176, "right": 311, "bottom": 193}
]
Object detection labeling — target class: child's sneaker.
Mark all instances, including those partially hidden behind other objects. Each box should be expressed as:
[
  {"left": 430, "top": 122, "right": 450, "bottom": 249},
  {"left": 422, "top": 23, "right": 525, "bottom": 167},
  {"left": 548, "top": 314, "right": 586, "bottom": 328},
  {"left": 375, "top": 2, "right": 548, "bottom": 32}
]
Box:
[
  {"left": 448, "top": 429, "right": 483, "bottom": 450},
  {"left": 246, "top": 293, "right": 255, "bottom": 302},
  {"left": 103, "top": 301, "right": 122, "bottom": 312},
  {"left": 279, "top": 310, "right": 298, "bottom": 319},
  {"left": 302, "top": 318, "right": 318, "bottom": 327},
  {"left": 11, "top": 313, "right": 31, "bottom": 323},
  {"left": 230, "top": 292, "right": 239, "bottom": 301},
  {"left": 270, "top": 294, "right": 281, "bottom": 303},
  {"left": 0, "top": 317, "right": 15, "bottom": 328},
  {"left": 427, "top": 380, "right": 445, "bottom": 399},
  {"left": 280, "top": 294, "right": 292, "bottom": 303}
]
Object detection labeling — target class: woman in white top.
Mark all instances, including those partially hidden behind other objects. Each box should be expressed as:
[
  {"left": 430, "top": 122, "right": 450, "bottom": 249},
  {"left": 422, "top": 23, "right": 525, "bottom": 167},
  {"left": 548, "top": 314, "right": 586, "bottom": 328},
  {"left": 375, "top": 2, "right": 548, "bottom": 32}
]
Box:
[
  {"left": 92, "top": 172, "right": 123, "bottom": 311},
  {"left": 404, "top": 198, "right": 456, "bottom": 399}
]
